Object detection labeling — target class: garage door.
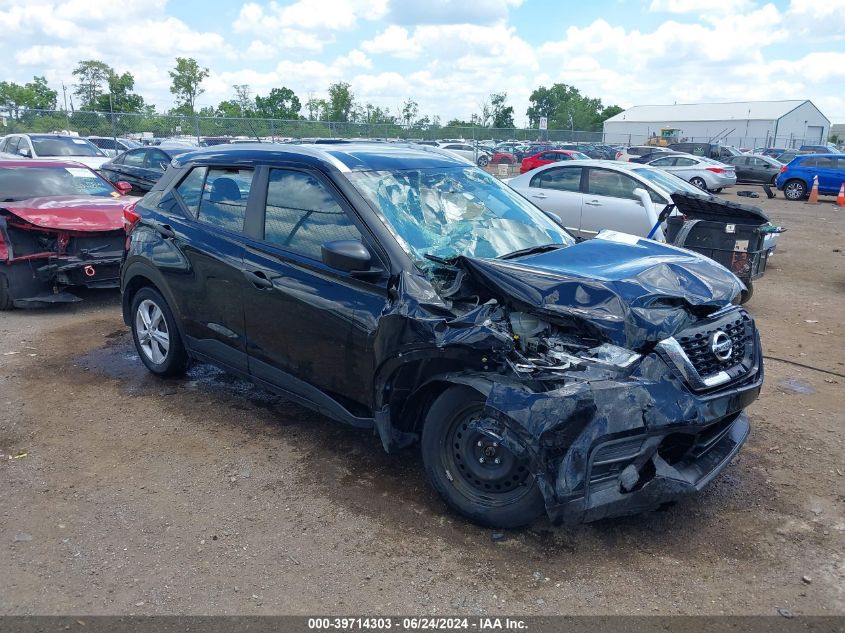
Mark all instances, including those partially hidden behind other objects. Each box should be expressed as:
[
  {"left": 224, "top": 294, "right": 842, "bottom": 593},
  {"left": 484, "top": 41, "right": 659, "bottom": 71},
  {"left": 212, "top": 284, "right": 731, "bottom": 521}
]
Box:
[{"left": 807, "top": 126, "right": 824, "bottom": 144}]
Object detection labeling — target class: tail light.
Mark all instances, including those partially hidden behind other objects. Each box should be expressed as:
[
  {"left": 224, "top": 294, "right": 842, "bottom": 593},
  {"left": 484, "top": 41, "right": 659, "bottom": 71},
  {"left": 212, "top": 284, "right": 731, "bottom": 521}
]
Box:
[
  {"left": 706, "top": 167, "right": 726, "bottom": 173},
  {"left": 780, "top": 165, "right": 788, "bottom": 173},
  {"left": 0, "top": 230, "right": 7, "bottom": 261},
  {"left": 615, "top": 151, "right": 623, "bottom": 159},
  {"left": 123, "top": 201, "right": 140, "bottom": 232}
]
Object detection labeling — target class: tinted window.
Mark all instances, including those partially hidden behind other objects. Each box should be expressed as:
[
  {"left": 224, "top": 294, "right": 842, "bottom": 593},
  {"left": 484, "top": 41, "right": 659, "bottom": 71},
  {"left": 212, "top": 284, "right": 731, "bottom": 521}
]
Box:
[
  {"left": 649, "top": 157, "right": 676, "bottom": 166},
  {"left": 587, "top": 169, "right": 641, "bottom": 200},
  {"left": 529, "top": 166, "right": 582, "bottom": 192},
  {"left": 0, "top": 137, "right": 7, "bottom": 152},
  {"left": 145, "top": 150, "right": 170, "bottom": 171},
  {"left": 175, "top": 167, "right": 207, "bottom": 217},
  {"left": 197, "top": 167, "right": 252, "bottom": 232},
  {"left": 123, "top": 149, "right": 147, "bottom": 167},
  {"left": 263, "top": 169, "right": 362, "bottom": 260}
]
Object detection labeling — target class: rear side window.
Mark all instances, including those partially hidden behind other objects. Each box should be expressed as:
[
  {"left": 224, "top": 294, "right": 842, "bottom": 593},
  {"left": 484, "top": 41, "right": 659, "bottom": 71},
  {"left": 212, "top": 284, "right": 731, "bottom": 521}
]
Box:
[
  {"left": 263, "top": 169, "right": 362, "bottom": 261},
  {"left": 674, "top": 157, "right": 697, "bottom": 166},
  {"left": 197, "top": 167, "right": 252, "bottom": 232},
  {"left": 123, "top": 149, "right": 146, "bottom": 167},
  {"left": 175, "top": 167, "right": 207, "bottom": 217},
  {"left": 529, "top": 166, "right": 582, "bottom": 192}
]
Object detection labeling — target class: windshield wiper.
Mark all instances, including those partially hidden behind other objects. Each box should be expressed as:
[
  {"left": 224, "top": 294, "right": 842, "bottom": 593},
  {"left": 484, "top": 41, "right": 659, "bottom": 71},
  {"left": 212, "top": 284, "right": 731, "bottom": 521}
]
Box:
[{"left": 498, "top": 243, "right": 565, "bottom": 260}]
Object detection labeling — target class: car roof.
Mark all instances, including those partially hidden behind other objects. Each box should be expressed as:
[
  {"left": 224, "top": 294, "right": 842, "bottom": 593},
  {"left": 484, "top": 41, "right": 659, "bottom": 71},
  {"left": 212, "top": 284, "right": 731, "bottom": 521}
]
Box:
[{"left": 172, "top": 142, "right": 469, "bottom": 172}]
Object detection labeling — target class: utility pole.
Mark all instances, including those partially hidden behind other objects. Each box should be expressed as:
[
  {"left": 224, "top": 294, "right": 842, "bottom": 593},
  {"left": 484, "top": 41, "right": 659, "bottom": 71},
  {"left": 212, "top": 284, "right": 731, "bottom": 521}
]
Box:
[{"left": 61, "top": 83, "right": 71, "bottom": 132}]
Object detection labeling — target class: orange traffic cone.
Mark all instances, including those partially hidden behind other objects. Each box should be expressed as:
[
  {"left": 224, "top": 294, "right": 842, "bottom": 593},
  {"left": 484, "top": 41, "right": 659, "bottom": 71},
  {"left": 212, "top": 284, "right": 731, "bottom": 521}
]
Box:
[
  {"left": 806, "top": 175, "right": 820, "bottom": 204},
  {"left": 837, "top": 183, "right": 845, "bottom": 207}
]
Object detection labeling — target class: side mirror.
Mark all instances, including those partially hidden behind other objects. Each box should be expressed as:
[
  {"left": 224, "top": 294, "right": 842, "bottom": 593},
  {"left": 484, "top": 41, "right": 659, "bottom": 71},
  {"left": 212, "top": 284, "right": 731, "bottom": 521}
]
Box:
[
  {"left": 115, "top": 181, "right": 133, "bottom": 195},
  {"left": 321, "top": 240, "right": 372, "bottom": 273},
  {"left": 18, "top": 147, "right": 31, "bottom": 158}
]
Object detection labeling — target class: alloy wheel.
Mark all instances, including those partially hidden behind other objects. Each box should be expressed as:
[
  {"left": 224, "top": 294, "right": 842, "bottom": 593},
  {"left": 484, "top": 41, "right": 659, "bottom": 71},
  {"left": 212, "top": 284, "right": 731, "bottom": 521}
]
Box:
[{"left": 135, "top": 299, "right": 170, "bottom": 364}]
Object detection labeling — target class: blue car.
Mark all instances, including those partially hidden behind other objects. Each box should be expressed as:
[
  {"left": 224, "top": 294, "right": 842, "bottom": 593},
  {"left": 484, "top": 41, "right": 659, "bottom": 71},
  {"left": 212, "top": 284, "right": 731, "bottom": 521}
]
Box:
[{"left": 775, "top": 153, "right": 845, "bottom": 200}]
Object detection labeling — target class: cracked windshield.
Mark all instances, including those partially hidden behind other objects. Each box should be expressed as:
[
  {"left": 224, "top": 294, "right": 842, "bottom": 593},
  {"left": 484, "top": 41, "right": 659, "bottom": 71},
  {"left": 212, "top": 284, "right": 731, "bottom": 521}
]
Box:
[{"left": 349, "top": 166, "right": 573, "bottom": 267}]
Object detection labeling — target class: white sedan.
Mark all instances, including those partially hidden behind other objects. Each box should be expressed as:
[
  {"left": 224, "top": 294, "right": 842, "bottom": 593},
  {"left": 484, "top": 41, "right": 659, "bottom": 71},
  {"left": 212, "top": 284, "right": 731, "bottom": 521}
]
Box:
[{"left": 506, "top": 159, "right": 708, "bottom": 240}]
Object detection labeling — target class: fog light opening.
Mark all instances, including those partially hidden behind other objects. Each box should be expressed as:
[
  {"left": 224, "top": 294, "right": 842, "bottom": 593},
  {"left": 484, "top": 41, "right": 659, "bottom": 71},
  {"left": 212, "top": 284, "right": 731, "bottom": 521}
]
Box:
[
  {"left": 658, "top": 433, "right": 696, "bottom": 465},
  {"left": 619, "top": 459, "right": 656, "bottom": 493}
]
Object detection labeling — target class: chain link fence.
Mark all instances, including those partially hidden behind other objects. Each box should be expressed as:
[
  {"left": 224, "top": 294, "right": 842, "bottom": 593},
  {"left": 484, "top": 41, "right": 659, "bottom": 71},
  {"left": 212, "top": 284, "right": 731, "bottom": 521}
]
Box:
[
  {"left": 0, "top": 109, "right": 827, "bottom": 151},
  {"left": 0, "top": 109, "right": 608, "bottom": 144}
]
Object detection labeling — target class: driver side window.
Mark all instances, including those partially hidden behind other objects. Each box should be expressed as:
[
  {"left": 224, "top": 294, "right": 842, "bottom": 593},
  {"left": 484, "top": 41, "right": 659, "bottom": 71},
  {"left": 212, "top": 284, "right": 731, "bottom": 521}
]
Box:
[{"left": 587, "top": 169, "right": 641, "bottom": 201}]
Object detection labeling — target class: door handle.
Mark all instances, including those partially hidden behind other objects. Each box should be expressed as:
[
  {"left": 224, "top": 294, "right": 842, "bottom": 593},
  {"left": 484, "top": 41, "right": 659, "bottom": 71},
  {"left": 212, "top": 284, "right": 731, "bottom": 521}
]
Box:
[
  {"left": 585, "top": 200, "right": 602, "bottom": 206},
  {"left": 531, "top": 193, "right": 548, "bottom": 199},
  {"left": 243, "top": 269, "right": 274, "bottom": 289}
]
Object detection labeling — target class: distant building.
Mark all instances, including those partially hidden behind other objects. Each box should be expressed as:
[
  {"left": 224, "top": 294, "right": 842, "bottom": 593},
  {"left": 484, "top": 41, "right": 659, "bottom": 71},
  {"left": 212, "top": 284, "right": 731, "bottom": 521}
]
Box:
[{"left": 603, "top": 100, "right": 830, "bottom": 148}]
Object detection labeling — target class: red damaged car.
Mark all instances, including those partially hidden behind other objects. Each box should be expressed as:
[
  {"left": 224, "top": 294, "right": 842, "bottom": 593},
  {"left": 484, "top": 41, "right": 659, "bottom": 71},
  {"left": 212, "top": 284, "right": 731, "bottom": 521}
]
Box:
[
  {"left": 519, "top": 149, "right": 589, "bottom": 174},
  {"left": 0, "top": 160, "right": 136, "bottom": 309}
]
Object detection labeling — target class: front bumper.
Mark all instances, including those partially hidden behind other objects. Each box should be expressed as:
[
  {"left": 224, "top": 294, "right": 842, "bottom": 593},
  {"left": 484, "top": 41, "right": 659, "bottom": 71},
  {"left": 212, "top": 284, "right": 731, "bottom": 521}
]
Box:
[
  {"left": 5, "top": 255, "right": 121, "bottom": 308},
  {"left": 476, "top": 331, "right": 762, "bottom": 525}
]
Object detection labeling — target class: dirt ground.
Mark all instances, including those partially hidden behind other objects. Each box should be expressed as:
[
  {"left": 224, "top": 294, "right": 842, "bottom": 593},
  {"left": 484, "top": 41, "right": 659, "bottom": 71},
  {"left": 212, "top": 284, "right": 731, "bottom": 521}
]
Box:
[{"left": 1, "top": 190, "right": 843, "bottom": 616}]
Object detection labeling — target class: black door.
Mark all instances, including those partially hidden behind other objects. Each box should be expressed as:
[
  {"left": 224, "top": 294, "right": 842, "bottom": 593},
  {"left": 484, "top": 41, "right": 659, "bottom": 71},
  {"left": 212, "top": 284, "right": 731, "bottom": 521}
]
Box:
[
  {"left": 241, "top": 166, "right": 390, "bottom": 411},
  {"left": 107, "top": 148, "right": 149, "bottom": 193},
  {"left": 140, "top": 149, "right": 171, "bottom": 190},
  {"left": 159, "top": 165, "right": 258, "bottom": 372}
]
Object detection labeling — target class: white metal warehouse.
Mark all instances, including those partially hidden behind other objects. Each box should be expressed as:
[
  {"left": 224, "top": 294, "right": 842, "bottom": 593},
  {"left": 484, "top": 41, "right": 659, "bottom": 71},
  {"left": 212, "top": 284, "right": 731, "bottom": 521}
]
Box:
[{"left": 602, "top": 100, "right": 830, "bottom": 149}]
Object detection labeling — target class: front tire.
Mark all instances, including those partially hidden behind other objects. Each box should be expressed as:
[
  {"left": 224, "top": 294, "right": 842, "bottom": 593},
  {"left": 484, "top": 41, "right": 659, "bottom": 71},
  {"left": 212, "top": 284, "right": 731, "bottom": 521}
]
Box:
[
  {"left": 0, "top": 273, "right": 13, "bottom": 310},
  {"left": 130, "top": 287, "right": 188, "bottom": 376},
  {"left": 421, "top": 386, "right": 545, "bottom": 528},
  {"left": 690, "top": 177, "right": 707, "bottom": 190},
  {"left": 783, "top": 179, "right": 806, "bottom": 200}
]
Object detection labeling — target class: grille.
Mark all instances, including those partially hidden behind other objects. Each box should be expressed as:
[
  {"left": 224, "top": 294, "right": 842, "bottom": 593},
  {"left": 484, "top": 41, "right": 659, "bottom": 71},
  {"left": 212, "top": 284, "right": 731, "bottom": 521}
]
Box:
[{"left": 676, "top": 311, "right": 751, "bottom": 378}]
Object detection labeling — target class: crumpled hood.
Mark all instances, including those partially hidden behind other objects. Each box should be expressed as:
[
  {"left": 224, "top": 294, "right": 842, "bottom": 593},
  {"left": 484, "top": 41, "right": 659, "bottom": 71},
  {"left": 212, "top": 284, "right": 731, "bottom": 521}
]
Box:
[
  {"left": 0, "top": 195, "right": 135, "bottom": 231},
  {"left": 457, "top": 232, "right": 744, "bottom": 350}
]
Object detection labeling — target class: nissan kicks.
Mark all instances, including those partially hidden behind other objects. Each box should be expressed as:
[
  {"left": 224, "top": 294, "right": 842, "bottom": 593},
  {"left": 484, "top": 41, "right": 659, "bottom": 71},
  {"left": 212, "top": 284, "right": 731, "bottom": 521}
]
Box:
[{"left": 121, "top": 143, "right": 763, "bottom": 528}]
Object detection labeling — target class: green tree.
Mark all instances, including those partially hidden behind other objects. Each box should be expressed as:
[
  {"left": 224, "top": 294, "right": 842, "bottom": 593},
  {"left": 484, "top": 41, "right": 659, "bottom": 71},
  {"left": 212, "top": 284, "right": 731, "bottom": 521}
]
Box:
[
  {"left": 72, "top": 60, "right": 113, "bottom": 109},
  {"left": 25, "top": 76, "right": 58, "bottom": 110},
  {"left": 0, "top": 77, "right": 58, "bottom": 118},
  {"left": 255, "top": 87, "right": 301, "bottom": 119},
  {"left": 327, "top": 81, "right": 354, "bottom": 122},
  {"left": 401, "top": 97, "right": 418, "bottom": 128},
  {"left": 490, "top": 92, "right": 514, "bottom": 128},
  {"left": 0, "top": 81, "right": 29, "bottom": 118},
  {"left": 169, "top": 57, "right": 209, "bottom": 114},
  {"left": 599, "top": 104, "right": 624, "bottom": 124},
  {"left": 93, "top": 71, "right": 144, "bottom": 113},
  {"left": 526, "top": 83, "right": 609, "bottom": 131},
  {"left": 215, "top": 100, "right": 243, "bottom": 118}
]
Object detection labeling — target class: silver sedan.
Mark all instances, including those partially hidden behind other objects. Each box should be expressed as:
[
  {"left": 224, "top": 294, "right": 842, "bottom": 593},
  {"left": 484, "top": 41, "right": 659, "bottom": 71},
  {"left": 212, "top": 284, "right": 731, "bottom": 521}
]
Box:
[
  {"left": 644, "top": 154, "right": 737, "bottom": 192},
  {"left": 505, "top": 159, "right": 707, "bottom": 240}
]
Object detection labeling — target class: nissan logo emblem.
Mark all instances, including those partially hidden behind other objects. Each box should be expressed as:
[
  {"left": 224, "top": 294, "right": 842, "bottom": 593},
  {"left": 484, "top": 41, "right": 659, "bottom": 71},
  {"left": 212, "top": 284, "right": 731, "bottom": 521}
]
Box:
[{"left": 710, "top": 331, "right": 733, "bottom": 361}]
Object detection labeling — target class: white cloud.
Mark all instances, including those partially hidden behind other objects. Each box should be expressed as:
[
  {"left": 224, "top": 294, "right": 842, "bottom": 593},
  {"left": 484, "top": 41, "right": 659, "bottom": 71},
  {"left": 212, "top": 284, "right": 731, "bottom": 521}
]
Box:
[
  {"left": 362, "top": 25, "right": 421, "bottom": 58},
  {"left": 386, "top": 0, "right": 524, "bottom": 25},
  {"left": 233, "top": 0, "right": 387, "bottom": 34},
  {"left": 336, "top": 48, "right": 372, "bottom": 69}
]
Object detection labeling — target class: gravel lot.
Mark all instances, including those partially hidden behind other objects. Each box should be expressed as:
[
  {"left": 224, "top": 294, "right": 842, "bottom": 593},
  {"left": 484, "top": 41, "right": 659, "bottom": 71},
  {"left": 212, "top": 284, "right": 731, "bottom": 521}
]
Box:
[{"left": 1, "top": 191, "right": 843, "bottom": 616}]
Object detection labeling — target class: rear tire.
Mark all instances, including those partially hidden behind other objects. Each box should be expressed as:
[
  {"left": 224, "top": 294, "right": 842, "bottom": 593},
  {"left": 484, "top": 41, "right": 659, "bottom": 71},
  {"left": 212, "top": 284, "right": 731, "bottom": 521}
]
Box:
[
  {"left": 421, "top": 386, "right": 545, "bottom": 528},
  {"left": 690, "top": 177, "right": 707, "bottom": 190},
  {"left": 477, "top": 155, "right": 489, "bottom": 167},
  {"left": 130, "top": 287, "right": 188, "bottom": 377},
  {"left": 0, "top": 273, "right": 13, "bottom": 310},
  {"left": 783, "top": 179, "right": 806, "bottom": 200}
]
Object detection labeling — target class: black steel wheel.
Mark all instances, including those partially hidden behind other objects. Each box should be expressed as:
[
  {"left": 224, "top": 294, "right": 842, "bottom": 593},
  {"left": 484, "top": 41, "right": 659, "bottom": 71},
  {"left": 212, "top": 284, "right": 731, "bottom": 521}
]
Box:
[{"left": 421, "top": 386, "right": 544, "bottom": 528}]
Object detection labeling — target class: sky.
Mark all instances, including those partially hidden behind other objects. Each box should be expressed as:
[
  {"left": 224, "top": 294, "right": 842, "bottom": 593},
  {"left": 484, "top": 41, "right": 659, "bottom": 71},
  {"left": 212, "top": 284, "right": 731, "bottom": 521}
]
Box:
[{"left": 1, "top": 0, "right": 844, "bottom": 125}]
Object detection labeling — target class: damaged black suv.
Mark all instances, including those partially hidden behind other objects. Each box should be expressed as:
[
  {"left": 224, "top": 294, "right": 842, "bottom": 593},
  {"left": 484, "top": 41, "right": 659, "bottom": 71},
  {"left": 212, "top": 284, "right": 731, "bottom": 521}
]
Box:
[{"left": 121, "top": 143, "right": 763, "bottom": 528}]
